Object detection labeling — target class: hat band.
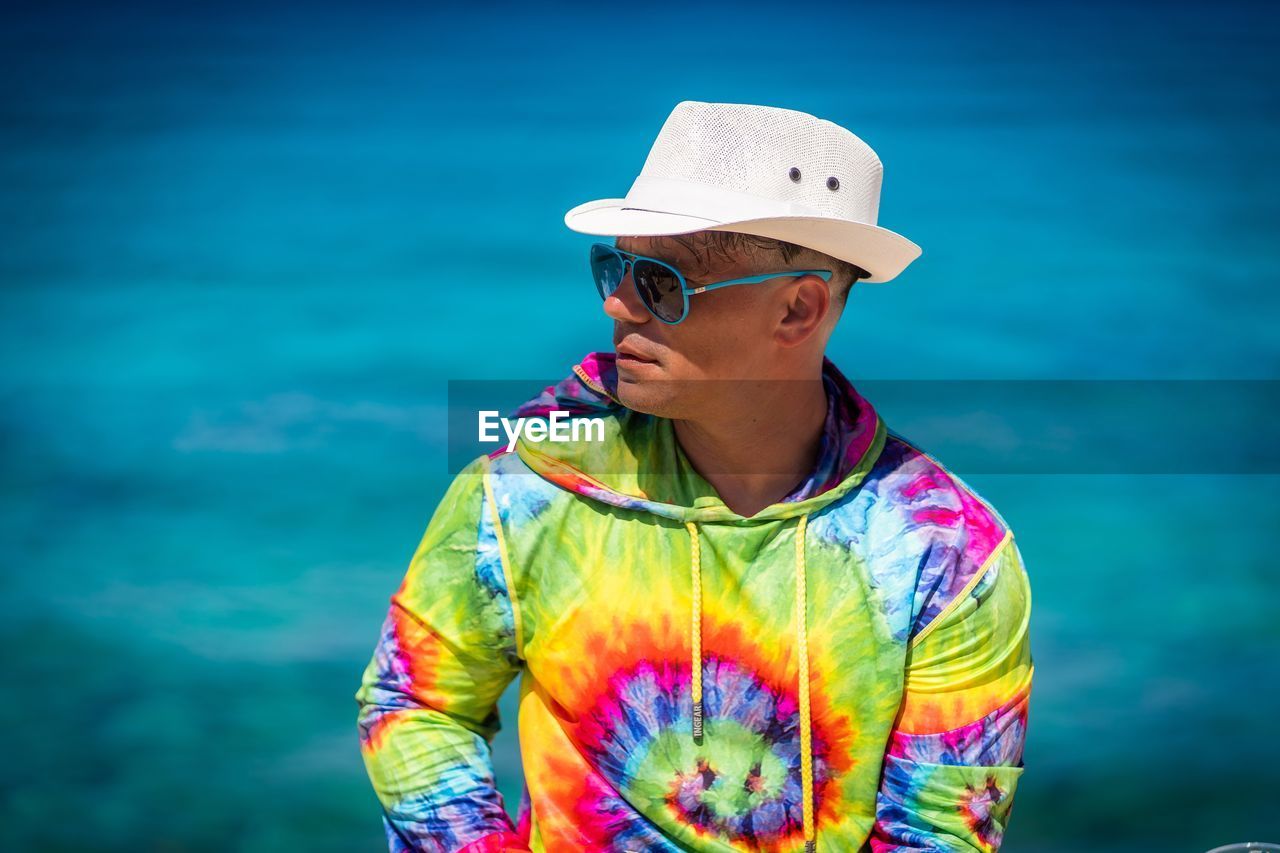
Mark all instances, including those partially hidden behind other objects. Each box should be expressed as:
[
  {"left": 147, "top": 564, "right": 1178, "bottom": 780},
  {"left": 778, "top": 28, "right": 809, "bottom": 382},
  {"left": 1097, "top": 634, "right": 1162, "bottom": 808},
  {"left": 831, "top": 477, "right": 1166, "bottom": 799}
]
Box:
[{"left": 621, "top": 175, "right": 830, "bottom": 223}]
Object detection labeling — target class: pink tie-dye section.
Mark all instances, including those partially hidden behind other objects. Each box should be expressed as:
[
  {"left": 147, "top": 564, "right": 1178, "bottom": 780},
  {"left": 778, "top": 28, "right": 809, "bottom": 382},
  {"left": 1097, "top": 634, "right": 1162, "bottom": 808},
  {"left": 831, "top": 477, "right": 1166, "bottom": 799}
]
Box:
[{"left": 902, "top": 450, "right": 1008, "bottom": 639}]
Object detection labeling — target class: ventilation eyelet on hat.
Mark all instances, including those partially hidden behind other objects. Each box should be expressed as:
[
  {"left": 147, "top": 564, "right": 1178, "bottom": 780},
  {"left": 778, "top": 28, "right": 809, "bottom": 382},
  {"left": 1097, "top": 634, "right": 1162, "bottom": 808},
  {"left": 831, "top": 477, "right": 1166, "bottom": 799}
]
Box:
[
  {"left": 827, "top": 176, "right": 840, "bottom": 190},
  {"left": 788, "top": 167, "right": 801, "bottom": 182}
]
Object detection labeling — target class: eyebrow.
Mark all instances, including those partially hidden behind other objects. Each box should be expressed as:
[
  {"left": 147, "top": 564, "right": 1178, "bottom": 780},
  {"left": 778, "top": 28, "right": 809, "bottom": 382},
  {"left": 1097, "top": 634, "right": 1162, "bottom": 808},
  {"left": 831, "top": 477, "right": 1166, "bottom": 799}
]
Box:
[{"left": 615, "top": 238, "right": 706, "bottom": 276}]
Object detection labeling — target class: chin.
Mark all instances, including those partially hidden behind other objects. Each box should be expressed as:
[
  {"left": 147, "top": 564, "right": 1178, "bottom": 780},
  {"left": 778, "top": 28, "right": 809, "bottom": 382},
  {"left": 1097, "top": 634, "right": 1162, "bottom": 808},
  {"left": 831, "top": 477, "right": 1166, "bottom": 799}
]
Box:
[{"left": 615, "top": 375, "right": 694, "bottom": 419}]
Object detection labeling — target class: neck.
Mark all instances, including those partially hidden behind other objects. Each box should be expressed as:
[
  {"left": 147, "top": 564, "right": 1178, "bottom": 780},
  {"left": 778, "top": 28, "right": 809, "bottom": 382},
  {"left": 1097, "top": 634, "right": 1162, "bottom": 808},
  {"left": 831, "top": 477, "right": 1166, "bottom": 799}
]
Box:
[{"left": 672, "top": 370, "right": 829, "bottom": 517}]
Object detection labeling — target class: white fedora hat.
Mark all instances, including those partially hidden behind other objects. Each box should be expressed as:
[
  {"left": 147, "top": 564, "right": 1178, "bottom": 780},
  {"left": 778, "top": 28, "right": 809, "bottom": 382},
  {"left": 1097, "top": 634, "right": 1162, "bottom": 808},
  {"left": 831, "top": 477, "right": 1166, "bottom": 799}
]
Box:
[{"left": 564, "top": 100, "right": 921, "bottom": 284}]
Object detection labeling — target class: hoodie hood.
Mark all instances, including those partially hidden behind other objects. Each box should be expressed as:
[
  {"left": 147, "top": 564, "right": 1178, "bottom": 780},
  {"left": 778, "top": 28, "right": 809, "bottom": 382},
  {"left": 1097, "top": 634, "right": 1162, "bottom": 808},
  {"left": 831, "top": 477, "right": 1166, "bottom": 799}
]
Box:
[{"left": 502, "top": 351, "right": 887, "bottom": 524}]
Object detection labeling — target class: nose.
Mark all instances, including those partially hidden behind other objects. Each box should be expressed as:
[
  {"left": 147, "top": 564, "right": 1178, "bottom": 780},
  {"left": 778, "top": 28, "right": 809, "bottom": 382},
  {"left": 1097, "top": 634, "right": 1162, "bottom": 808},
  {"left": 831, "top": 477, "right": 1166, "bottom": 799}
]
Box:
[{"left": 602, "top": 264, "right": 650, "bottom": 324}]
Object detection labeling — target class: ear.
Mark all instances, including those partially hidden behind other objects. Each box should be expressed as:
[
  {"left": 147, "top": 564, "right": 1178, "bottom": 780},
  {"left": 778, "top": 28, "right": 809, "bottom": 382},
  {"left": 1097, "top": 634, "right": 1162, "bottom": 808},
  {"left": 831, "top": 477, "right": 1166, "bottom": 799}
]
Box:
[{"left": 774, "top": 275, "right": 832, "bottom": 347}]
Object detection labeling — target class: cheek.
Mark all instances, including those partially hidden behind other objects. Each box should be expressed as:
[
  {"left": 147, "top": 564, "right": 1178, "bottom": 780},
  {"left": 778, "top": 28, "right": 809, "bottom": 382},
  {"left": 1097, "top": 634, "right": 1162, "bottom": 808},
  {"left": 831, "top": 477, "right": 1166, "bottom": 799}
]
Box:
[{"left": 664, "top": 291, "right": 773, "bottom": 374}]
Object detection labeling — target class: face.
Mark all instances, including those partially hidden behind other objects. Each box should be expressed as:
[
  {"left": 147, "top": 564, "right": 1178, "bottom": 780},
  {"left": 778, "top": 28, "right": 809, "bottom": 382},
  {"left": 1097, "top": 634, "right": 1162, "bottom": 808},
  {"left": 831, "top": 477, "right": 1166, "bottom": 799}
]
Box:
[{"left": 604, "top": 233, "right": 832, "bottom": 419}]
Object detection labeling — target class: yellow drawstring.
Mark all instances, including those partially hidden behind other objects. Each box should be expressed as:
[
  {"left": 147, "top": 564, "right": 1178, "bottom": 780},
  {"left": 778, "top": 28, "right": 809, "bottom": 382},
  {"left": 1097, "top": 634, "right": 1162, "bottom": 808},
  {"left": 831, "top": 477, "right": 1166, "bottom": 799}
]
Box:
[
  {"left": 795, "top": 513, "right": 816, "bottom": 852},
  {"left": 686, "top": 514, "right": 816, "bottom": 850},
  {"left": 686, "top": 520, "right": 704, "bottom": 742}
]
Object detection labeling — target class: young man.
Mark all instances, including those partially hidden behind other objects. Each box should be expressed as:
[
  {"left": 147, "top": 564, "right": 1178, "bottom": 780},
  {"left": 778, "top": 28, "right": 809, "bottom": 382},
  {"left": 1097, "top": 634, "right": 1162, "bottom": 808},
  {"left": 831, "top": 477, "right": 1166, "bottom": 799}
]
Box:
[{"left": 355, "top": 101, "right": 1034, "bottom": 852}]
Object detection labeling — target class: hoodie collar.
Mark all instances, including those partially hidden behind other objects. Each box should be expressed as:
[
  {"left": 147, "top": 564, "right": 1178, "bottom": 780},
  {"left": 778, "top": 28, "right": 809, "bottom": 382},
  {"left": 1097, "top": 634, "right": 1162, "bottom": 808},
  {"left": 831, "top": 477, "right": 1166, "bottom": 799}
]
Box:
[{"left": 506, "top": 351, "right": 885, "bottom": 523}]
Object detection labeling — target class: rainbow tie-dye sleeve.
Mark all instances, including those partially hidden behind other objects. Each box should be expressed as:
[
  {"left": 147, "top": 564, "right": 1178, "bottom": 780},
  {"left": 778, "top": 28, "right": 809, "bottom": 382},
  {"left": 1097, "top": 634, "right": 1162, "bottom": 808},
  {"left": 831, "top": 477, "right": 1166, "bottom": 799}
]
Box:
[
  {"left": 354, "top": 456, "right": 528, "bottom": 852},
  {"left": 870, "top": 533, "right": 1034, "bottom": 852}
]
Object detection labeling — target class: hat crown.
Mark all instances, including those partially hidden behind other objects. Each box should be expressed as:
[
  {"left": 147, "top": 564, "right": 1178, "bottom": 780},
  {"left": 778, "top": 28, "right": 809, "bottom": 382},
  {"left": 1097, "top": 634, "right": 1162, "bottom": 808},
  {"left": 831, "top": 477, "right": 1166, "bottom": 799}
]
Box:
[
  {"left": 630, "top": 100, "right": 884, "bottom": 225},
  {"left": 562, "top": 99, "right": 921, "bottom": 283}
]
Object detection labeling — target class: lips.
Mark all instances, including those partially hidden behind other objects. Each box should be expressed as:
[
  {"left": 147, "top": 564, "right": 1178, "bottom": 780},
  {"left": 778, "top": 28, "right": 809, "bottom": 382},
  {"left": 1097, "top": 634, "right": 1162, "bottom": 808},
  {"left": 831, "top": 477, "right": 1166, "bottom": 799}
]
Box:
[{"left": 615, "top": 338, "right": 660, "bottom": 365}]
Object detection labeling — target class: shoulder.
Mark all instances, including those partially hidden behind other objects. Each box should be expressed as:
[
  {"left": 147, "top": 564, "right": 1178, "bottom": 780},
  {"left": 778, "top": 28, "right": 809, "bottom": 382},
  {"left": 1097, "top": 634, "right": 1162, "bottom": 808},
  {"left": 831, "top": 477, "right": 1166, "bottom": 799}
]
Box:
[
  {"left": 470, "top": 448, "right": 565, "bottom": 529},
  {"left": 815, "top": 428, "right": 1020, "bottom": 645},
  {"left": 885, "top": 431, "right": 1020, "bottom": 642}
]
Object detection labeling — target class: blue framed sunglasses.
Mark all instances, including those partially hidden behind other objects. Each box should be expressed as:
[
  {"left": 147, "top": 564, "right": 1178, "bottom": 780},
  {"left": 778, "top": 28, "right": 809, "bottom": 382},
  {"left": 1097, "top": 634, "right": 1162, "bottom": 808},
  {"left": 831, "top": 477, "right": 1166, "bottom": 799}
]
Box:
[{"left": 589, "top": 242, "right": 833, "bottom": 325}]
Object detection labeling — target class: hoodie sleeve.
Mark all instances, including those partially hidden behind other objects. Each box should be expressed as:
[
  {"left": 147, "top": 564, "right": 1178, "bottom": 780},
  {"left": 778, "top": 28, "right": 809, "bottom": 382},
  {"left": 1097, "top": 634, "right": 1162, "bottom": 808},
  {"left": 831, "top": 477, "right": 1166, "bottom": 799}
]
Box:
[
  {"left": 870, "top": 533, "right": 1034, "bottom": 853},
  {"left": 354, "top": 454, "right": 529, "bottom": 853}
]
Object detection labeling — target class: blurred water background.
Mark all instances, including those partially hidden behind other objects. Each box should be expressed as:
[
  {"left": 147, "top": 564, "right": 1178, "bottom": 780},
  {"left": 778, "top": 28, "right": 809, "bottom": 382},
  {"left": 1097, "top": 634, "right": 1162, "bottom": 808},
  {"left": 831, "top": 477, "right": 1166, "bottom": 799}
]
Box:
[{"left": 2, "top": 1, "right": 1278, "bottom": 850}]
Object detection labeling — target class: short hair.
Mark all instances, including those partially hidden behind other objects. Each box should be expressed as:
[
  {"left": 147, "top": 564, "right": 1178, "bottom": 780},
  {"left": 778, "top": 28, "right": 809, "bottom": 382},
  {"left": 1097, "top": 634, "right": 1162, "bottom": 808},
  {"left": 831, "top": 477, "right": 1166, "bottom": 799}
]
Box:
[{"left": 658, "top": 231, "right": 870, "bottom": 306}]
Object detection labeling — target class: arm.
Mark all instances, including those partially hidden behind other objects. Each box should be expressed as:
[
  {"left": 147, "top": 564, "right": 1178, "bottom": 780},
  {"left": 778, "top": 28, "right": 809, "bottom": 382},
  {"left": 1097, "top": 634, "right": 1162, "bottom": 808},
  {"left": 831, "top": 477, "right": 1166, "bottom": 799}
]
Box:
[
  {"left": 870, "top": 532, "right": 1034, "bottom": 852},
  {"left": 354, "top": 455, "right": 529, "bottom": 852}
]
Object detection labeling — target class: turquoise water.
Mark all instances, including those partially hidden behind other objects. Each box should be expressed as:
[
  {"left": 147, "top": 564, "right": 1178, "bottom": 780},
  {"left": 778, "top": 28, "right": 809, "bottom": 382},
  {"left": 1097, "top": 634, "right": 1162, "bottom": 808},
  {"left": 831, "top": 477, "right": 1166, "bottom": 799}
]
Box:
[{"left": 2, "top": 1, "right": 1278, "bottom": 849}]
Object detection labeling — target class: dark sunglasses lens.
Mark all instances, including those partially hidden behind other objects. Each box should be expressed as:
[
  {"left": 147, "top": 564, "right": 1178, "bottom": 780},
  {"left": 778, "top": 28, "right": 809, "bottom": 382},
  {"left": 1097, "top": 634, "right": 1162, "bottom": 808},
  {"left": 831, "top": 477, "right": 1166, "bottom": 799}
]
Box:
[
  {"left": 590, "top": 245, "right": 625, "bottom": 299},
  {"left": 634, "top": 261, "right": 684, "bottom": 322}
]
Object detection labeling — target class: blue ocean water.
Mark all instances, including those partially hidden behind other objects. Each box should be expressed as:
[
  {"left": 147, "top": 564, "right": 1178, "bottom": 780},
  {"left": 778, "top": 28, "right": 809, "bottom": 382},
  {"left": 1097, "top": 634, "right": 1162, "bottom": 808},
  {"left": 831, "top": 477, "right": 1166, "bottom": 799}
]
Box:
[{"left": 2, "top": 1, "right": 1277, "bottom": 850}]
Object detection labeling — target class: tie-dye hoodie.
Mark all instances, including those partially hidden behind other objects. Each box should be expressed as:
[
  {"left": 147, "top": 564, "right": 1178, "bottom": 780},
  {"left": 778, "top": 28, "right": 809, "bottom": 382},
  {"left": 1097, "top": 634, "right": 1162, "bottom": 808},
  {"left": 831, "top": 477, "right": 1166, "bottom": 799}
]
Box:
[{"left": 355, "top": 352, "right": 1034, "bottom": 852}]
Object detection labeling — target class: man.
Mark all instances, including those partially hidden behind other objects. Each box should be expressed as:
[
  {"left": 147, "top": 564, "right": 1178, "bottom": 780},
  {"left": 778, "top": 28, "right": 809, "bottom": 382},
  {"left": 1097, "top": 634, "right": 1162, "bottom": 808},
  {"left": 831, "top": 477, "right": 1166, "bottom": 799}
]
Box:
[{"left": 355, "top": 101, "right": 1034, "bottom": 852}]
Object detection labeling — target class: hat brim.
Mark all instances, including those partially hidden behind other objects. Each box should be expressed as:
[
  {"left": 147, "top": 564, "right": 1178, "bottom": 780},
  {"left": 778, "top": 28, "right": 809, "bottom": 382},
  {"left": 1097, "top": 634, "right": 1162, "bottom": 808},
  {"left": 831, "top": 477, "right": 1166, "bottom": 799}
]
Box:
[{"left": 564, "top": 198, "right": 921, "bottom": 284}]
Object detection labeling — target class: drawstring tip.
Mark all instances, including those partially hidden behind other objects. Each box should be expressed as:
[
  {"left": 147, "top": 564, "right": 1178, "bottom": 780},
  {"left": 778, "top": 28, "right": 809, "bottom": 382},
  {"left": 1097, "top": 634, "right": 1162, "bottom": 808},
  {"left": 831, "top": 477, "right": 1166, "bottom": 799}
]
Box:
[
  {"left": 804, "top": 841, "right": 816, "bottom": 853},
  {"left": 692, "top": 700, "right": 703, "bottom": 742}
]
